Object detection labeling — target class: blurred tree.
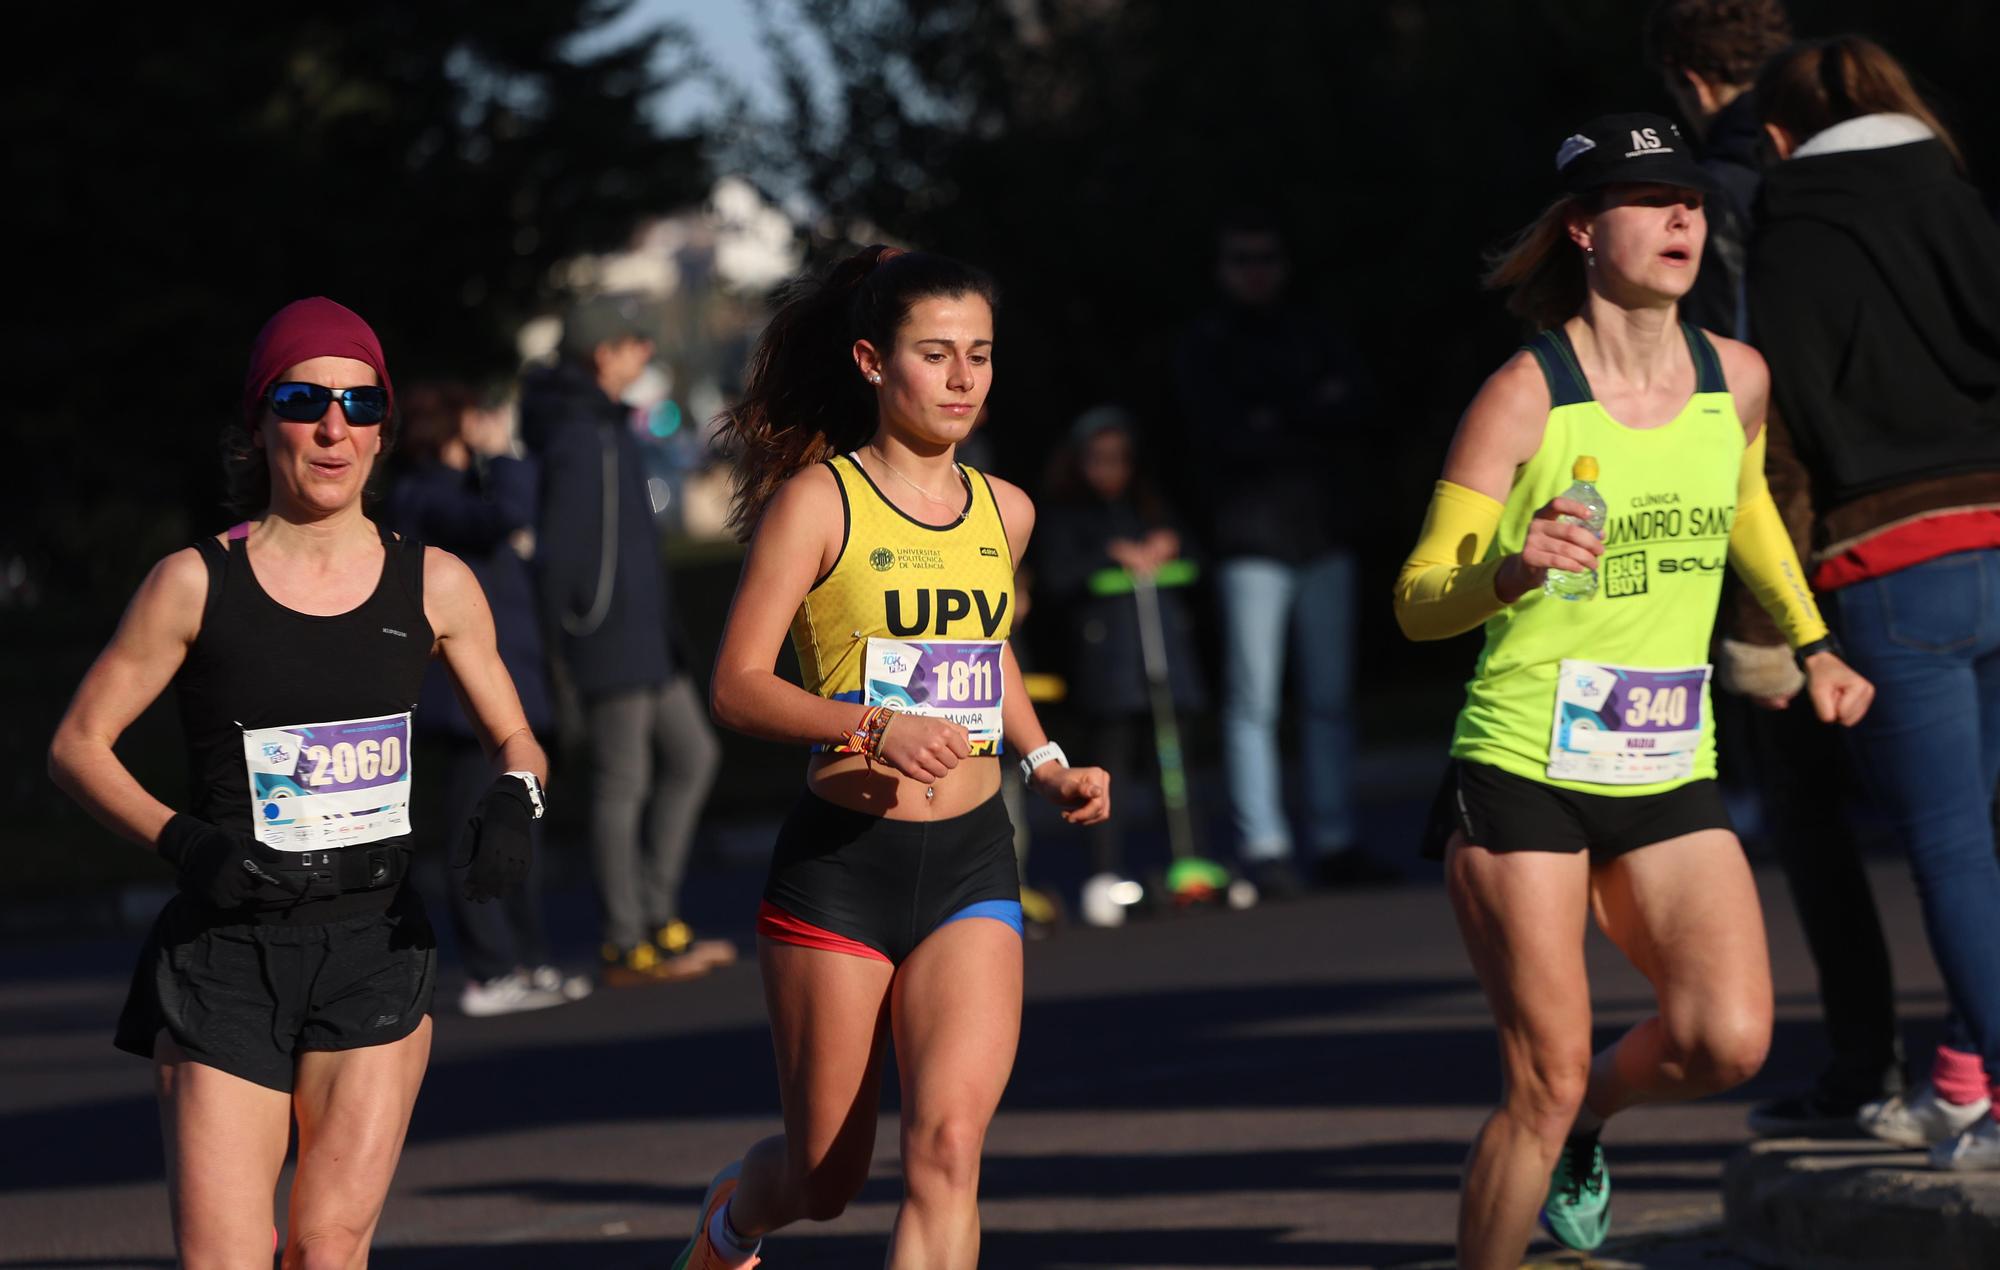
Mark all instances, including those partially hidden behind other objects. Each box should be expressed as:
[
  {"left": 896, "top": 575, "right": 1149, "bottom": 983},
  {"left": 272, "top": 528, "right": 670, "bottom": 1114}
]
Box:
[{"left": 13, "top": 0, "right": 709, "bottom": 598}]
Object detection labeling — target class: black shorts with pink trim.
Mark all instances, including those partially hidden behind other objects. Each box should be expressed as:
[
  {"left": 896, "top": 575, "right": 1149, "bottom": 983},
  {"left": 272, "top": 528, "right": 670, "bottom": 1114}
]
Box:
[{"left": 760, "top": 790, "right": 1021, "bottom": 964}]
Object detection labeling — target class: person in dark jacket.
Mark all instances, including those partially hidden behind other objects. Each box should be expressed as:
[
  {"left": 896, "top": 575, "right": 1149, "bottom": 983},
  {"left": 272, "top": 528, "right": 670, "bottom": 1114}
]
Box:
[
  {"left": 386, "top": 383, "right": 588, "bottom": 1016},
  {"left": 1747, "top": 35, "right": 2000, "bottom": 1171},
  {"left": 521, "top": 295, "right": 731, "bottom": 987},
  {"left": 1174, "top": 211, "right": 1395, "bottom": 897},
  {"left": 1650, "top": 0, "right": 1908, "bottom": 1138},
  {"left": 1037, "top": 408, "right": 1207, "bottom": 926},
  {"left": 1647, "top": 0, "right": 1793, "bottom": 339}
]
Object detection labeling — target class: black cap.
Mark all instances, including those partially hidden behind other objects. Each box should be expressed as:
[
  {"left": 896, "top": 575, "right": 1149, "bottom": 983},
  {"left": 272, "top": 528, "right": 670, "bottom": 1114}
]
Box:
[{"left": 1556, "top": 113, "right": 1713, "bottom": 196}]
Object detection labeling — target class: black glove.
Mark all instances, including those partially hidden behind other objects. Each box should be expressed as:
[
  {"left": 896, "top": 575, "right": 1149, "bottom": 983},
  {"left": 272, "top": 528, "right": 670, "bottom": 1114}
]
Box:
[
  {"left": 459, "top": 776, "right": 536, "bottom": 902},
  {"left": 156, "top": 813, "right": 303, "bottom": 908}
]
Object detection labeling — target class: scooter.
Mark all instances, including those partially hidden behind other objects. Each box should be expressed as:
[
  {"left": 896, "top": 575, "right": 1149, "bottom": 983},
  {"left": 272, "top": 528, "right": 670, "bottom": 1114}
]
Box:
[{"left": 1086, "top": 559, "right": 1256, "bottom": 916}]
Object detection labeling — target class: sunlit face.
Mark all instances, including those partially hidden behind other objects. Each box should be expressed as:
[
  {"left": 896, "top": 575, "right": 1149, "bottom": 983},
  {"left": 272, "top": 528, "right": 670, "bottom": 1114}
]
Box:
[
  {"left": 1572, "top": 183, "right": 1707, "bottom": 303},
  {"left": 1080, "top": 428, "right": 1134, "bottom": 502},
  {"left": 258, "top": 355, "right": 383, "bottom": 516},
  {"left": 595, "top": 335, "right": 654, "bottom": 400},
  {"left": 855, "top": 293, "right": 994, "bottom": 449}
]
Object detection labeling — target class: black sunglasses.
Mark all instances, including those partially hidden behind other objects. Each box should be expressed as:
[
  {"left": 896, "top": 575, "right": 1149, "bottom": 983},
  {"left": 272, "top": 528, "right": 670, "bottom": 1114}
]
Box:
[{"left": 267, "top": 382, "right": 389, "bottom": 425}]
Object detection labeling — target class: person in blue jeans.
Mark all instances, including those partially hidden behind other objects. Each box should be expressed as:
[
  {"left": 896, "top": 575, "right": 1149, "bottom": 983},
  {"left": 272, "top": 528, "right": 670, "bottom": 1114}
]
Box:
[
  {"left": 1174, "top": 209, "right": 1397, "bottom": 896},
  {"left": 1748, "top": 35, "right": 2000, "bottom": 1169}
]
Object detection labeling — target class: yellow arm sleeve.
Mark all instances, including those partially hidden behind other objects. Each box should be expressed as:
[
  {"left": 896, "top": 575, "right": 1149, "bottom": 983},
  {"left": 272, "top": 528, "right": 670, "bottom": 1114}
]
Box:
[
  {"left": 1394, "top": 480, "right": 1508, "bottom": 641},
  {"left": 1728, "top": 427, "right": 1831, "bottom": 648}
]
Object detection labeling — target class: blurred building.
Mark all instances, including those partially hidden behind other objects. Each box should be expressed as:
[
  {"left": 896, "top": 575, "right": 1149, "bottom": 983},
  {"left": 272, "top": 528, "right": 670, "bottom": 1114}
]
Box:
[{"left": 519, "top": 175, "right": 803, "bottom": 540}]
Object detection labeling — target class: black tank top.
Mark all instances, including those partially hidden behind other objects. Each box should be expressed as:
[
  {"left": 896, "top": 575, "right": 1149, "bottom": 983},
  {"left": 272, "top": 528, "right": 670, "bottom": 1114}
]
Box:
[{"left": 176, "top": 521, "right": 433, "bottom": 918}]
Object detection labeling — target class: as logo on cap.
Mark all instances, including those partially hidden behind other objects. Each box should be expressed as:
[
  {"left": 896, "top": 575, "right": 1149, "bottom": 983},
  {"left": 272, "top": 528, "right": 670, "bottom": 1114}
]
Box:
[{"left": 1629, "top": 127, "right": 1668, "bottom": 155}]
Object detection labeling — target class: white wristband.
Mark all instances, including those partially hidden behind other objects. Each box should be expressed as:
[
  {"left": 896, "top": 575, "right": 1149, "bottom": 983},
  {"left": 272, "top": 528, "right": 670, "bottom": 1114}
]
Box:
[
  {"left": 1019, "top": 743, "right": 1068, "bottom": 782},
  {"left": 505, "top": 770, "right": 546, "bottom": 820}
]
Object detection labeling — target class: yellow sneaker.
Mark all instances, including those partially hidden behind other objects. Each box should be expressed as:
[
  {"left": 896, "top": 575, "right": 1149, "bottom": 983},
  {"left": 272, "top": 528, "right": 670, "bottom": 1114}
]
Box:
[
  {"left": 671, "top": 1160, "right": 758, "bottom": 1269},
  {"left": 655, "top": 920, "right": 739, "bottom": 970},
  {"left": 599, "top": 940, "right": 709, "bottom": 988}
]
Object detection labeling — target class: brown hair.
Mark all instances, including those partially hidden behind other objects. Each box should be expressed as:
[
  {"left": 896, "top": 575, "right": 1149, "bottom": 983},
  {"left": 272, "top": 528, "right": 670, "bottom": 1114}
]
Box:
[
  {"left": 714, "top": 245, "right": 999, "bottom": 540},
  {"left": 1482, "top": 194, "right": 1602, "bottom": 332},
  {"left": 1644, "top": 0, "right": 1793, "bottom": 87},
  {"left": 1757, "top": 36, "right": 1963, "bottom": 169}
]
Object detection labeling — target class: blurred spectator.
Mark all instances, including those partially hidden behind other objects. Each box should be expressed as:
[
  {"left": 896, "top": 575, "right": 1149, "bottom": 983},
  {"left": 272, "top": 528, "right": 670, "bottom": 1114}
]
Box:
[
  {"left": 522, "top": 296, "right": 731, "bottom": 987},
  {"left": 1174, "top": 210, "right": 1393, "bottom": 897},
  {"left": 1650, "top": 0, "right": 1906, "bottom": 1137},
  {"left": 385, "top": 382, "right": 587, "bottom": 1015},
  {"left": 1747, "top": 35, "right": 2000, "bottom": 1168},
  {"left": 1646, "top": 0, "right": 1792, "bottom": 339},
  {"left": 1036, "top": 407, "right": 1207, "bottom": 924}
]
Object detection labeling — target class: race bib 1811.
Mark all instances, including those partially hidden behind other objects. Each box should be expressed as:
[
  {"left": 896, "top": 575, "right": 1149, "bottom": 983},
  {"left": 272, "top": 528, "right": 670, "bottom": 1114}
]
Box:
[
  {"left": 241, "top": 712, "right": 413, "bottom": 850},
  {"left": 1547, "top": 660, "right": 1710, "bottom": 786},
  {"left": 865, "top": 639, "right": 1004, "bottom": 755}
]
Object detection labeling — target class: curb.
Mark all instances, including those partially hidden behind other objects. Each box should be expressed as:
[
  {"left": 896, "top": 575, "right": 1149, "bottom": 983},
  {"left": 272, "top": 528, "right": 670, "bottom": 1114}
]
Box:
[{"left": 1723, "top": 1138, "right": 2000, "bottom": 1269}]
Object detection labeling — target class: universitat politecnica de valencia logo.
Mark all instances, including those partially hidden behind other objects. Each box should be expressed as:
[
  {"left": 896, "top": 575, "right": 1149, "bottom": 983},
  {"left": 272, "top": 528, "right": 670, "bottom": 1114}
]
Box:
[{"left": 869, "top": 547, "right": 895, "bottom": 572}]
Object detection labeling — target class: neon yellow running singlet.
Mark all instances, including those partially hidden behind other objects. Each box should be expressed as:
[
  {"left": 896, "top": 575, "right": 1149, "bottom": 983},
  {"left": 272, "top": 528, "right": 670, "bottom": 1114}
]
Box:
[{"left": 1450, "top": 323, "right": 1744, "bottom": 795}]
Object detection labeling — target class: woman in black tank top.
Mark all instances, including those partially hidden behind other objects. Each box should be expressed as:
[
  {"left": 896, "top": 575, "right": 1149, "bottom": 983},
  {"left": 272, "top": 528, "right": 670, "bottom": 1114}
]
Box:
[{"left": 48, "top": 298, "right": 549, "bottom": 1267}]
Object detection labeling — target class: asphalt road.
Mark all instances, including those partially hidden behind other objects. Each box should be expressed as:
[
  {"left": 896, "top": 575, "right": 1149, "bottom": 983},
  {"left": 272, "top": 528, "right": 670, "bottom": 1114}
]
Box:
[{"left": 0, "top": 822, "right": 1948, "bottom": 1269}]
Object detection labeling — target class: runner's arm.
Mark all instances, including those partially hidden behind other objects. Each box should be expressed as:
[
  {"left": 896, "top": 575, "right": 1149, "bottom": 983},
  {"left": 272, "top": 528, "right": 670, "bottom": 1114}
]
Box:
[
  {"left": 710, "top": 466, "right": 874, "bottom": 746},
  {"left": 47, "top": 549, "right": 207, "bottom": 849},
  {"left": 427, "top": 547, "right": 547, "bottom": 781},
  {"left": 1395, "top": 353, "right": 1573, "bottom": 638},
  {"left": 984, "top": 479, "right": 1110, "bottom": 823}
]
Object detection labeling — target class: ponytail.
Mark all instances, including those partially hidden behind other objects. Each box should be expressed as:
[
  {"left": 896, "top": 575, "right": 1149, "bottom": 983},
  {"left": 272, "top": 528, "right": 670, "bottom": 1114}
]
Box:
[
  {"left": 1757, "top": 36, "right": 1964, "bottom": 169},
  {"left": 715, "top": 245, "right": 998, "bottom": 540}
]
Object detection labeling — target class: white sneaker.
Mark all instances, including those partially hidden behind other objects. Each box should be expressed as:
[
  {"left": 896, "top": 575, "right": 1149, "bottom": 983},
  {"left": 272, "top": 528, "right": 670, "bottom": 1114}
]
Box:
[
  {"left": 1857, "top": 1081, "right": 1992, "bottom": 1147},
  {"left": 459, "top": 970, "right": 569, "bottom": 1017},
  {"left": 1930, "top": 1116, "right": 2000, "bottom": 1170},
  {"left": 528, "top": 964, "right": 593, "bottom": 1002},
  {"left": 1080, "top": 873, "right": 1144, "bottom": 928}
]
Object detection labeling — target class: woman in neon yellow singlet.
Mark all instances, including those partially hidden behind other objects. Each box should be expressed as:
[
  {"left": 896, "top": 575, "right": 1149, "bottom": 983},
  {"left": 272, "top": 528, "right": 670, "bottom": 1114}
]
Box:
[
  {"left": 1394, "top": 114, "right": 1873, "bottom": 1267},
  {"left": 674, "top": 246, "right": 1111, "bottom": 1270}
]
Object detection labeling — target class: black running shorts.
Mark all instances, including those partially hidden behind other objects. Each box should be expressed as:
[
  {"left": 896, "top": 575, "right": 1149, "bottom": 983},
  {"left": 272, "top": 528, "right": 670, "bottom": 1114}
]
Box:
[
  {"left": 1421, "top": 758, "right": 1733, "bottom": 863},
  {"left": 762, "top": 790, "right": 1020, "bottom": 964},
  {"left": 114, "top": 886, "right": 437, "bottom": 1092}
]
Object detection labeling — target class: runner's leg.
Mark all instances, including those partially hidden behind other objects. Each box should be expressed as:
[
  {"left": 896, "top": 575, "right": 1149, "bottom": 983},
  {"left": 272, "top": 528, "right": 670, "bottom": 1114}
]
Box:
[
  {"left": 1586, "top": 830, "right": 1774, "bottom": 1115},
  {"left": 724, "top": 938, "right": 896, "bottom": 1236},
  {"left": 1446, "top": 837, "right": 1594, "bottom": 1270},
  {"left": 285, "top": 1018, "right": 433, "bottom": 1269},
  {"left": 886, "top": 917, "right": 1023, "bottom": 1270},
  {"left": 156, "top": 1034, "right": 292, "bottom": 1269}
]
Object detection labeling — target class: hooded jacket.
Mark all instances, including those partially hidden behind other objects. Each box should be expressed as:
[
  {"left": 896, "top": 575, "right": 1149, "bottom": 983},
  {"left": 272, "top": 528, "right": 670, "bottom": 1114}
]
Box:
[
  {"left": 519, "top": 360, "right": 677, "bottom": 699},
  {"left": 1748, "top": 117, "right": 2000, "bottom": 512}
]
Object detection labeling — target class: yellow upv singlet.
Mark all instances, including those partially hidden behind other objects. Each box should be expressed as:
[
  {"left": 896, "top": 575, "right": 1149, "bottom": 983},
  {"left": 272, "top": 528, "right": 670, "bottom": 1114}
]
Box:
[
  {"left": 1451, "top": 323, "right": 1745, "bottom": 794},
  {"left": 792, "top": 453, "right": 1016, "bottom": 754}
]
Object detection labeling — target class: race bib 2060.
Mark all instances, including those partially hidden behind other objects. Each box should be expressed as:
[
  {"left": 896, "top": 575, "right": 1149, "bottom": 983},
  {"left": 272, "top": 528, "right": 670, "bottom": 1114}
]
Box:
[{"left": 241, "top": 712, "right": 413, "bottom": 850}]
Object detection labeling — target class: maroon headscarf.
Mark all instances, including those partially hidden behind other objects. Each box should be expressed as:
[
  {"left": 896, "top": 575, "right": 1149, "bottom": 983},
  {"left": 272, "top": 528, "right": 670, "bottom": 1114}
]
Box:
[{"left": 240, "top": 297, "right": 395, "bottom": 424}]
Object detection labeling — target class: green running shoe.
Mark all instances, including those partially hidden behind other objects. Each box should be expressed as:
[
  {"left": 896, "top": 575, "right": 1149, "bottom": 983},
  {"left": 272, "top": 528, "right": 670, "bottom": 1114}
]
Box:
[{"left": 1540, "top": 1133, "right": 1610, "bottom": 1251}]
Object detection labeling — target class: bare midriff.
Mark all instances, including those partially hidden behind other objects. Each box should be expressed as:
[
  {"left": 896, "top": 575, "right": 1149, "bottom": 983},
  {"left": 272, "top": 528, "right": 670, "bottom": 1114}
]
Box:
[{"left": 806, "top": 751, "right": 1002, "bottom": 820}]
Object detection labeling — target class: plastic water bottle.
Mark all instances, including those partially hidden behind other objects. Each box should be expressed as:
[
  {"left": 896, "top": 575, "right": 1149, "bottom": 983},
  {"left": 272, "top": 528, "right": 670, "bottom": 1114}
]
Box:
[{"left": 1543, "top": 455, "right": 1608, "bottom": 601}]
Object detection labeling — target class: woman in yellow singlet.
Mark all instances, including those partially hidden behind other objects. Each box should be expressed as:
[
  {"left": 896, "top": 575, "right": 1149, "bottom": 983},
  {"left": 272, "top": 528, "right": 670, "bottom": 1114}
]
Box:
[
  {"left": 671, "top": 246, "right": 1111, "bottom": 1270},
  {"left": 1394, "top": 114, "right": 1873, "bottom": 1267}
]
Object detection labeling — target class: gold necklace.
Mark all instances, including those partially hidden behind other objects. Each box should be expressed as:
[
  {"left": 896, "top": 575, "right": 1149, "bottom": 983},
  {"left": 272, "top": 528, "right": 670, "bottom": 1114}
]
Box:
[{"left": 864, "top": 447, "right": 965, "bottom": 523}]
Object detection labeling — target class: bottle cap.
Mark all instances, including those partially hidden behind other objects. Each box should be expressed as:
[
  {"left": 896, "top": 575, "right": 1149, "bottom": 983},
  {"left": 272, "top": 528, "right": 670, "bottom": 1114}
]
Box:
[{"left": 1572, "top": 455, "right": 1599, "bottom": 481}]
